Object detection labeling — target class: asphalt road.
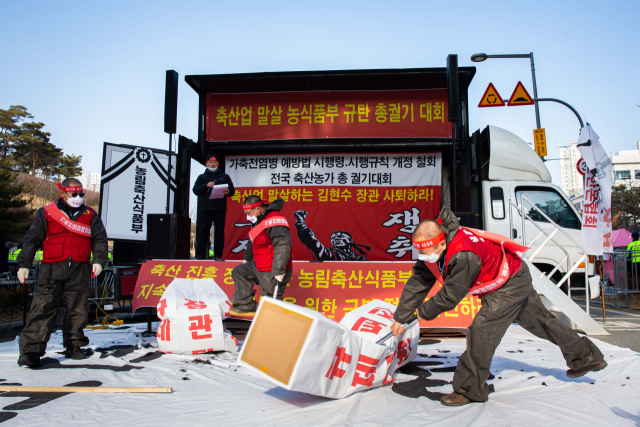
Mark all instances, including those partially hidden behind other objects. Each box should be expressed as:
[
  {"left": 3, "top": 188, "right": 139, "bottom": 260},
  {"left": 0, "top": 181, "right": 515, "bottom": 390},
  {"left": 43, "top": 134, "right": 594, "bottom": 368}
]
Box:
[{"left": 576, "top": 300, "right": 640, "bottom": 353}]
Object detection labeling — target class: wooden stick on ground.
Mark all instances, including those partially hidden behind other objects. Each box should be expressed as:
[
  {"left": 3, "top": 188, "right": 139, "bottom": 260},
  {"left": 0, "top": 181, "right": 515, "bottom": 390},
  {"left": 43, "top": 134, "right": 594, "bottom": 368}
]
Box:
[{"left": 0, "top": 386, "right": 172, "bottom": 393}]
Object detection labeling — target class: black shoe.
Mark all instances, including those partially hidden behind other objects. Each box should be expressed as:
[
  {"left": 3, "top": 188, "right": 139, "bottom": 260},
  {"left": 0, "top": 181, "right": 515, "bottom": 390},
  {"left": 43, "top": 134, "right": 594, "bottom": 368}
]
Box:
[
  {"left": 567, "top": 360, "right": 607, "bottom": 378},
  {"left": 17, "top": 353, "right": 40, "bottom": 368},
  {"left": 64, "top": 346, "right": 87, "bottom": 360},
  {"left": 440, "top": 392, "right": 474, "bottom": 407}
]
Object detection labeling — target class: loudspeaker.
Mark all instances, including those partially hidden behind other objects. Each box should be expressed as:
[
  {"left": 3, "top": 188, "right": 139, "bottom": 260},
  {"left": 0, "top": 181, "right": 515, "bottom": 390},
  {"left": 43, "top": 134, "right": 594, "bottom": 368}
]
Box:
[
  {"left": 446, "top": 54, "right": 460, "bottom": 122},
  {"left": 113, "top": 240, "right": 147, "bottom": 265},
  {"left": 164, "top": 70, "right": 179, "bottom": 134},
  {"left": 146, "top": 214, "right": 191, "bottom": 259}
]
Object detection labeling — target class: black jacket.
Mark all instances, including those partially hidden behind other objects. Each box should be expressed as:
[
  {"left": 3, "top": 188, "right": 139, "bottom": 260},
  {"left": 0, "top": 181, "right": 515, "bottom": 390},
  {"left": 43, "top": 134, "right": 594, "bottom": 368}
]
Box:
[
  {"left": 243, "top": 198, "right": 292, "bottom": 276},
  {"left": 192, "top": 168, "right": 235, "bottom": 212},
  {"left": 394, "top": 207, "right": 483, "bottom": 323},
  {"left": 17, "top": 199, "right": 109, "bottom": 269}
]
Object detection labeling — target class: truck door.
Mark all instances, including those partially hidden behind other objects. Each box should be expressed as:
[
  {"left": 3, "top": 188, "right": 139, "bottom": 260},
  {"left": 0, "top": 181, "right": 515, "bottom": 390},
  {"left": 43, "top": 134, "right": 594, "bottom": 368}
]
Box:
[{"left": 512, "top": 185, "right": 583, "bottom": 277}]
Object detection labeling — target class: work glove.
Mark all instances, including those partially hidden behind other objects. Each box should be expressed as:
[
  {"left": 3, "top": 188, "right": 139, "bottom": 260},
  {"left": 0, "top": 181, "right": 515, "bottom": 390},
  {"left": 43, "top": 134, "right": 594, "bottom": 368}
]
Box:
[
  {"left": 92, "top": 263, "right": 103, "bottom": 278},
  {"left": 17, "top": 268, "right": 29, "bottom": 284},
  {"left": 274, "top": 274, "right": 284, "bottom": 282}
]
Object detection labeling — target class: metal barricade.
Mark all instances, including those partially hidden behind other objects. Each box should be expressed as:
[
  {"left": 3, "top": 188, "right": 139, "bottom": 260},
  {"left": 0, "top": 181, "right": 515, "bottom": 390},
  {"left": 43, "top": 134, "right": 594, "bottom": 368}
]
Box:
[{"left": 612, "top": 250, "right": 640, "bottom": 307}]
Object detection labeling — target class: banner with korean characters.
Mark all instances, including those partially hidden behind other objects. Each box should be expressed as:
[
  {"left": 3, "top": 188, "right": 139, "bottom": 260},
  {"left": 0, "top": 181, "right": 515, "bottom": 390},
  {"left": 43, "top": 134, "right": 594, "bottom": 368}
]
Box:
[
  {"left": 206, "top": 89, "right": 449, "bottom": 141},
  {"left": 224, "top": 152, "right": 441, "bottom": 262},
  {"left": 132, "top": 260, "right": 482, "bottom": 329}
]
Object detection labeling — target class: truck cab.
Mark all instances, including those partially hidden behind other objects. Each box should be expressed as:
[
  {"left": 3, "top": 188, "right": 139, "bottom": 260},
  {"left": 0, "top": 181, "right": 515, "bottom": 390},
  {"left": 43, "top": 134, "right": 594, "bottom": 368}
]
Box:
[{"left": 479, "top": 125, "right": 588, "bottom": 283}]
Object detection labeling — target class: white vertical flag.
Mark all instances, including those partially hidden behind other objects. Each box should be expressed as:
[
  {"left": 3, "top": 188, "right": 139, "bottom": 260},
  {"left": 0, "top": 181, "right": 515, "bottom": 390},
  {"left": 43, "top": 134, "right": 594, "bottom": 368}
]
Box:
[{"left": 576, "top": 125, "right": 613, "bottom": 255}]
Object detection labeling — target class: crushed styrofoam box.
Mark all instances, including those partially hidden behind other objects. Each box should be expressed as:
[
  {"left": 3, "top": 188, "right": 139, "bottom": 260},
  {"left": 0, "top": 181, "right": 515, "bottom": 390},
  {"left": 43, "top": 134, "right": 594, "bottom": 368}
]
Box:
[
  {"left": 238, "top": 298, "right": 419, "bottom": 399},
  {"left": 156, "top": 278, "right": 237, "bottom": 354}
]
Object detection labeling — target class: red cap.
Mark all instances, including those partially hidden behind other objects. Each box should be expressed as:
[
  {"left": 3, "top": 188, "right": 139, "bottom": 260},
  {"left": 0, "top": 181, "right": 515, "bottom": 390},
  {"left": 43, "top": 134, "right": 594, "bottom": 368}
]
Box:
[
  {"left": 207, "top": 156, "right": 218, "bottom": 162},
  {"left": 412, "top": 231, "right": 445, "bottom": 250},
  {"left": 242, "top": 201, "right": 262, "bottom": 210}
]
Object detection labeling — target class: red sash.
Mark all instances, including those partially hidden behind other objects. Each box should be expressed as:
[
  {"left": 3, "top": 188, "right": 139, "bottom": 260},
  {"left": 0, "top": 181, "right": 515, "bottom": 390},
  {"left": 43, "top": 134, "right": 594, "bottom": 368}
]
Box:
[
  {"left": 425, "top": 227, "right": 529, "bottom": 296},
  {"left": 44, "top": 202, "right": 92, "bottom": 237},
  {"left": 248, "top": 216, "right": 289, "bottom": 243}
]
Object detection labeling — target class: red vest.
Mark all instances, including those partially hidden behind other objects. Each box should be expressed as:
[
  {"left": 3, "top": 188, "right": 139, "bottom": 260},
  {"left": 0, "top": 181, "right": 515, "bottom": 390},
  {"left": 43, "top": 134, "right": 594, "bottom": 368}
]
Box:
[
  {"left": 445, "top": 227, "right": 522, "bottom": 296},
  {"left": 43, "top": 203, "right": 94, "bottom": 263},
  {"left": 252, "top": 211, "right": 293, "bottom": 272}
]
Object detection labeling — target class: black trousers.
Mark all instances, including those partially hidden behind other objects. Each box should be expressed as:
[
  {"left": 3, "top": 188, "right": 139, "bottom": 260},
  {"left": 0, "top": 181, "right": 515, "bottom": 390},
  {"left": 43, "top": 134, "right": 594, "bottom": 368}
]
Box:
[
  {"left": 19, "top": 261, "right": 91, "bottom": 356},
  {"left": 453, "top": 262, "right": 604, "bottom": 402},
  {"left": 195, "top": 210, "right": 226, "bottom": 259},
  {"left": 231, "top": 261, "right": 293, "bottom": 311}
]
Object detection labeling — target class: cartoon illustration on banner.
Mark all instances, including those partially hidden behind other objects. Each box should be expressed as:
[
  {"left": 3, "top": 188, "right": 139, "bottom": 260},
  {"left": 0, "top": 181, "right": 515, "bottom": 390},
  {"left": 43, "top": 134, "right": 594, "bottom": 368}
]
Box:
[{"left": 223, "top": 152, "right": 442, "bottom": 261}]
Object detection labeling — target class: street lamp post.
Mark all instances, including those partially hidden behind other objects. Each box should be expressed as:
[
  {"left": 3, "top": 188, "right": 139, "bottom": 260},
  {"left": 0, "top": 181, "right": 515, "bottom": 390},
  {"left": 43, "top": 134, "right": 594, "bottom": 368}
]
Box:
[{"left": 471, "top": 53, "right": 541, "bottom": 129}]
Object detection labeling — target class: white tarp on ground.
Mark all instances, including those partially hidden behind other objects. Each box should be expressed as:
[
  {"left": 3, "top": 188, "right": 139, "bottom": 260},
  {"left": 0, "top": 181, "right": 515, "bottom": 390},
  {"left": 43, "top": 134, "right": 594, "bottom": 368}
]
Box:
[
  {"left": 0, "top": 323, "right": 638, "bottom": 426},
  {"left": 156, "top": 278, "right": 237, "bottom": 354}
]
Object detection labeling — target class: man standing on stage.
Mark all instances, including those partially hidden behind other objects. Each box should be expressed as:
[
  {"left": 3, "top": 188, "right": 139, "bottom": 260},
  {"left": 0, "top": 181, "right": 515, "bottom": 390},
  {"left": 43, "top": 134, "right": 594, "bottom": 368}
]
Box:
[
  {"left": 17, "top": 178, "right": 108, "bottom": 368},
  {"left": 229, "top": 196, "right": 293, "bottom": 317},
  {"left": 391, "top": 207, "right": 606, "bottom": 406},
  {"left": 192, "top": 154, "right": 235, "bottom": 260}
]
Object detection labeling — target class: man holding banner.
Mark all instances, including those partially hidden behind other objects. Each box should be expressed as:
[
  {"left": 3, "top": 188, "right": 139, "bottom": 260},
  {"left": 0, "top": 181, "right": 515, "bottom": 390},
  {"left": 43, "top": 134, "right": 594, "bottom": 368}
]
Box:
[
  {"left": 391, "top": 208, "right": 606, "bottom": 406},
  {"left": 16, "top": 178, "right": 108, "bottom": 368},
  {"left": 229, "top": 196, "right": 293, "bottom": 317}
]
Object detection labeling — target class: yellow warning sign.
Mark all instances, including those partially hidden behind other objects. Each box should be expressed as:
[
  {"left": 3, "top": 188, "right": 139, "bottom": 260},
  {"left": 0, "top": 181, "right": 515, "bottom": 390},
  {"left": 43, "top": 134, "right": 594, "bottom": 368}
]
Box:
[
  {"left": 478, "top": 83, "right": 505, "bottom": 108},
  {"left": 533, "top": 128, "right": 547, "bottom": 156},
  {"left": 507, "top": 81, "right": 535, "bottom": 106}
]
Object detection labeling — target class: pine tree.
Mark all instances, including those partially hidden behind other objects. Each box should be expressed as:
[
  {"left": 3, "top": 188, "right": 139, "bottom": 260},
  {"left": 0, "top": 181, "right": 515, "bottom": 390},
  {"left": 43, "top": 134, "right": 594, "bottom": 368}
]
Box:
[
  {"left": 0, "top": 170, "right": 34, "bottom": 240},
  {"left": 55, "top": 154, "right": 83, "bottom": 180},
  {"left": 0, "top": 105, "right": 33, "bottom": 160},
  {"left": 11, "top": 122, "right": 51, "bottom": 174}
]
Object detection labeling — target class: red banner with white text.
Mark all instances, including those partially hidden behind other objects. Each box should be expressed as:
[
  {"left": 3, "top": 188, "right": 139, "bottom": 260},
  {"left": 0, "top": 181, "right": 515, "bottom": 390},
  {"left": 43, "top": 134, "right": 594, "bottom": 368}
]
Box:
[
  {"left": 223, "top": 152, "right": 441, "bottom": 262},
  {"left": 132, "top": 260, "right": 482, "bottom": 328},
  {"left": 206, "top": 90, "right": 450, "bottom": 141}
]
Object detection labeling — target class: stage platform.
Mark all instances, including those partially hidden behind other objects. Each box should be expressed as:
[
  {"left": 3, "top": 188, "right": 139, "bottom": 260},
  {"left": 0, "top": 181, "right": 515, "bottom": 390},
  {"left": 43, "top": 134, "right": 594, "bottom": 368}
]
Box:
[
  {"left": 132, "top": 260, "right": 481, "bottom": 329},
  {"left": 0, "top": 322, "right": 637, "bottom": 426}
]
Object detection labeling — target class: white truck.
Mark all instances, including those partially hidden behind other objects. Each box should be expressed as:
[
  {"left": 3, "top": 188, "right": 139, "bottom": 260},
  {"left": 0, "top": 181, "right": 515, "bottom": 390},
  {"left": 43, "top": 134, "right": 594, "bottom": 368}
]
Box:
[{"left": 480, "top": 125, "right": 589, "bottom": 289}]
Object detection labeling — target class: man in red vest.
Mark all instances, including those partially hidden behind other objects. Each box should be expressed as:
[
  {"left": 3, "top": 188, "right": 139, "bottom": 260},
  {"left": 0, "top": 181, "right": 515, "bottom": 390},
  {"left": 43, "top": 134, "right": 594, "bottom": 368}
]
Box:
[
  {"left": 391, "top": 208, "right": 606, "bottom": 406},
  {"left": 16, "top": 178, "right": 108, "bottom": 368},
  {"left": 229, "top": 195, "right": 293, "bottom": 317}
]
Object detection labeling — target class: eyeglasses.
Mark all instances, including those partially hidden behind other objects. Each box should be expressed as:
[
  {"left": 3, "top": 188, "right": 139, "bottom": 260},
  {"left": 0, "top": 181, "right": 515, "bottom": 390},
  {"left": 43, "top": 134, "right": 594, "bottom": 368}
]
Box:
[{"left": 68, "top": 192, "right": 85, "bottom": 198}]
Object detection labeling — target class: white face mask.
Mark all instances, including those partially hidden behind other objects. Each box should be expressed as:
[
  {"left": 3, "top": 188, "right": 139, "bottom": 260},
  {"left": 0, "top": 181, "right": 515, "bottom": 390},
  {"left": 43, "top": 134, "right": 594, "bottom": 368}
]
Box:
[
  {"left": 418, "top": 245, "right": 444, "bottom": 263},
  {"left": 67, "top": 196, "right": 84, "bottom": 208},
  {"left": 247, "top": 215, "right": 257, "bottom": 224},
  {"left": 207, "top": 167, "right": 218, "bottom": 172}
]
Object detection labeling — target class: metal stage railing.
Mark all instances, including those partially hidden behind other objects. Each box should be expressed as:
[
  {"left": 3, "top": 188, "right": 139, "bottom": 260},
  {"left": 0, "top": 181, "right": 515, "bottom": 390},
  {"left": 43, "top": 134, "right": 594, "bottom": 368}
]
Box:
[{"left": 509, "top": 195, "right": 591, "bottom": 315}]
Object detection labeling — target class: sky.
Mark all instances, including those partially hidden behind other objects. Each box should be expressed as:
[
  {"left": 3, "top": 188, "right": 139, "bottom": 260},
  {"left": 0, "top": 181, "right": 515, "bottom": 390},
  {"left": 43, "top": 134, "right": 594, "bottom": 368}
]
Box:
[{"left": 1, "top": 0, "right": 639, "bottom": 194}]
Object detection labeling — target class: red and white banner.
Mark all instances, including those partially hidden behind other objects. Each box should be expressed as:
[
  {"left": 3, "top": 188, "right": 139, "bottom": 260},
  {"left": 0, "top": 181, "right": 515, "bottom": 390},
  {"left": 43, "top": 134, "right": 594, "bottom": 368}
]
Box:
[
  {"left": 206, "top": 90, "right": 450, "bottom": 142},
  {"left": 133, "top": 260, "right": 482, "bottom": 329},
  {"left": 156, "top": 278, "right": 237, "bottom": 354},
  {"left": 577, "top": 125, "right": 613, "bottom": 255},
  {"left": 223, "top": 152, "right": 442, "bottom": 262}
]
